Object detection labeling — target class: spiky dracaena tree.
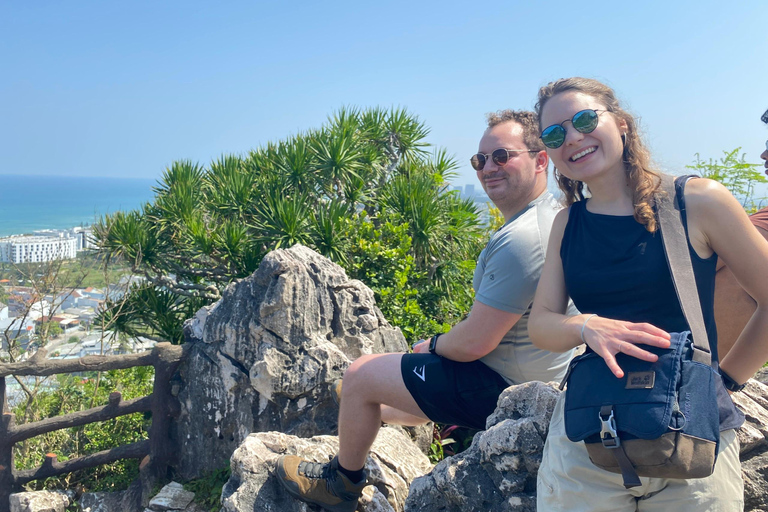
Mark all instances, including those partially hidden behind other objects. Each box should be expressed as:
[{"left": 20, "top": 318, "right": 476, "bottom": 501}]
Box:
[{"left": 94, "top": 107, "right": 485, "bottom": 343}]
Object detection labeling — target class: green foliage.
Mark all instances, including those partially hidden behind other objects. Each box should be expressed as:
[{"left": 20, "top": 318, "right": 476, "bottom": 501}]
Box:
[
  {"left": 686, "top": 148, "right": 768, "bottom": 213},
  {"left": 427, "top": 422, "right": 479, "bottom": 464},
  {"left": 347, "top": 215, "right": 443, "bottom": 341},
  {"left": 183, "top": 465, "right": 232, "bottom": 512},
  {"left": 13, "top": 366, "right": 155, "bottom": 492},
  {"left": 0, "top": 252, "right": 131, "bottom": 290},
  {"left": 428, "top": 438, "right": 445, "bottom": 464},
  {"left": 94, "top": 106, "right": 485, "bottom": 345}
]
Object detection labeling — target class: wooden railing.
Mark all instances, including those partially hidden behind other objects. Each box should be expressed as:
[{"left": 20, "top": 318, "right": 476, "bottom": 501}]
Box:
[{"left": 0, "top": 343, "right": 185, "bottom": 512}]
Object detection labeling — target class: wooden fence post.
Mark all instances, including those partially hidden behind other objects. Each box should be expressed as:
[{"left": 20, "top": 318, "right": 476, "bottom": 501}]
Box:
[
  {"left": 1, "top": 377, "right": 15, "bottom": 512},
  {"left": 147, "top": 343, "right": 183, "bottom": 479},
  {"left": 0, "top": 343, "right": 186, "bottom": 511}
]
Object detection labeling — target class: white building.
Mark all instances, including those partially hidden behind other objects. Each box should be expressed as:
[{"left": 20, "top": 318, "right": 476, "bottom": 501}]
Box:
[
  {"left": 0, "top": 302, "right": 36, "bottom": 351},
  {"left": 0, "top": 235, "right": 78, "bottom": 263},
  {"left": 72, "top": 227, "right": 96, "bottom": 250},
  {"left": 33, "top": 227, "right": 95, "bottom": 251}
]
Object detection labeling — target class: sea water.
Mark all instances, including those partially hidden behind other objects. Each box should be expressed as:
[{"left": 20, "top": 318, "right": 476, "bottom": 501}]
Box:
[{"left": 0, "top": 174, "right": 157, "bottom": 237}]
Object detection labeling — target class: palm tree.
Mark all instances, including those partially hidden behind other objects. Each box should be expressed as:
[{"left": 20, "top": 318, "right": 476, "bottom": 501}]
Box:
[{"left": 94, "top": 106, "right": 485, "bottom": 344}]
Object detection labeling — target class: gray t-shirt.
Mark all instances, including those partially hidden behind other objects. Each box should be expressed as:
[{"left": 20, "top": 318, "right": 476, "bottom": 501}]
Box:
[{"left": 474, "top": 191, "right": 576, "bottom": 385}]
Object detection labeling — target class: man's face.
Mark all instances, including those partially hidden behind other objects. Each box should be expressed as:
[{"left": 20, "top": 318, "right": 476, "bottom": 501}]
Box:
[
  {"left": 761, "top": 140, "right": 768, "bottom": 176},
  {"left": 475, "top": 121, "right": 541, "bottom": 206}
]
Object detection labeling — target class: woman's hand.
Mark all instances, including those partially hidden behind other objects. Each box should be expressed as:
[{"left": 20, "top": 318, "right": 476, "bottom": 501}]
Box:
[{"left": 582, "top": 315, "right": 671, "bottom": 378}]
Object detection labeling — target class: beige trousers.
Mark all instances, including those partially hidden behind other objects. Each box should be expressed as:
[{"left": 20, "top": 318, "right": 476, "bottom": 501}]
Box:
[{"left": 537, "top": 394, "right": 743, "bottom": 512}]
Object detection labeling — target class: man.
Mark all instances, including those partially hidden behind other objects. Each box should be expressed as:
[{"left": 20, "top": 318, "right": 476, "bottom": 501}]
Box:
[
  {"left": 275, "top": 110, "right": 575, "bottom": 512},
  {"left": 714, "top": 113, "right": 768, "bottom": 359}
]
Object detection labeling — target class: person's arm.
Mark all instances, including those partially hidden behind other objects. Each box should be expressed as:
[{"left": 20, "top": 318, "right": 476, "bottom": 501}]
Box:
[
  {"left": 685, "top": 179, "right": 768, "bottom": 385},
  {"left": 714, "top": 265, "right": 757, "bottom": 359},
  {"left": 529, "top": 209, "right": 671, "bottom": 379},
  {"left": 413, "top": 303, "right": 521, "bottom": 361}
]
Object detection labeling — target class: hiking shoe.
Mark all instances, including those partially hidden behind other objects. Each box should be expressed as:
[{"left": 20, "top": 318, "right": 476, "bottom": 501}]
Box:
[
  {"left": 276, "top": 454, "right": 366, "bottom": 512},
  {"left": 331, "top": 379, "right": 343, "bottom": 407}
]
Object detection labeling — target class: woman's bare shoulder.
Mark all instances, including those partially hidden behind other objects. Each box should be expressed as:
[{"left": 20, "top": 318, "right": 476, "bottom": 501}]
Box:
[{"left": 683, "top": 177, "right": 733, "bottom": 209}]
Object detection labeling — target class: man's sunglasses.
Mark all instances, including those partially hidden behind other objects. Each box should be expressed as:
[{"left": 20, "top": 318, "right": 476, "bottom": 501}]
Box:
[
  {"left": 540, "top": 109, "right": 607, "bottom": 149},
  {"left": 470, "top": 148, "right": 537, "bottom": 171}
]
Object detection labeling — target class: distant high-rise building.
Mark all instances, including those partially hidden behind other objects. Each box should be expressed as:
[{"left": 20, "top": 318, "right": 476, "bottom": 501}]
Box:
[
  {"left": 0, "top": 235, "right": 77, "bottom": 263},
  {"left": 464, "top": 184, "right": 476, "bottom": 198}
]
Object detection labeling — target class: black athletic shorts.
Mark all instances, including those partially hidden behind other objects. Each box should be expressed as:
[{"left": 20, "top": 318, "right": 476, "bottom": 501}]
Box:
[{"left": 400, "top": 353, "right": 509, "bottom": 430}]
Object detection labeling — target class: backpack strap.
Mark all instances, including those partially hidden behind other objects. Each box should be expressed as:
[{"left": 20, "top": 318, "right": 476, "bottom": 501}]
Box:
[{"left": 656, "top": 174, "right": 712, "bottom": 366}]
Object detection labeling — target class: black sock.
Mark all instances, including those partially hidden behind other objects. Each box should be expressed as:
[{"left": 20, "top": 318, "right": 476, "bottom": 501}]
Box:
[{"left": 337, "top": 462, "right": 364, "bottom": 483}]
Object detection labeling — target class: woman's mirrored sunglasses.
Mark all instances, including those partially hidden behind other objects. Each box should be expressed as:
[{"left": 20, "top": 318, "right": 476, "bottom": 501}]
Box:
[
  {"left": 470, "top": 148, "right": 537, "bottom": 171},
  {"left": 540, "top": 109, "right": 607, "bottom": 149}
]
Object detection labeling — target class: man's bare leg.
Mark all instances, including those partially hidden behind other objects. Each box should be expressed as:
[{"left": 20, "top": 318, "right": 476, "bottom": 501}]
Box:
[
  {"left": 381, "top": 405, "right": 430, "bottom": 426},
  {"left": 337, "top": 353, "right": 429, "bottom": 471}
]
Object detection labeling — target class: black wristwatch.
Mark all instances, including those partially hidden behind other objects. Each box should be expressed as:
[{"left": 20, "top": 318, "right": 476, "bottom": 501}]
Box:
[
  {"left": 428, "top": 334, "right": 442, "bottom": 356},
  {"left": 720, "top": 370, "right": 747, "bottom": 393}
]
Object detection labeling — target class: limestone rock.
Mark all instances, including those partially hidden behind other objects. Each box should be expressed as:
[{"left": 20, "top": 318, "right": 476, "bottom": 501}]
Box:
[
  {"left": 172, "top": 245, "right": 411, "bottom": 480},
  {"left": 221, "top": 427, "right": 432, "bottom": 512},
  {"left": 78, "top": 476, "right": 146, "bottom": 512},
  {"left": 734, "top": 380, "right": 768, "bottom": 512},
  {"left": 146, "top": 482, "right": 195, "bottom": 511},
  {"left": 405, "top": 382, "right": 559, "bottom": 512},
  {"left": 79, "top": 493, "right": 119, "bottom": 512},
  {"left": 734, "top": 381, "right": 768, "bottom": 455},
  {"left": 754, "top": 367, "right": 768, "bottom": 385},
  {"left": 742, "top": 448, "right": 768, "bottom": 512},
  {"left": 9, "top": 491, "right": 70, "bottom": 512}
]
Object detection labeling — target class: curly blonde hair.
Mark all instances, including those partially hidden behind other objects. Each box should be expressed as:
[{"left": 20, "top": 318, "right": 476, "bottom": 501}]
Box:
[{"left": 534, "top": 77, "right": 662, "bottom": 232}]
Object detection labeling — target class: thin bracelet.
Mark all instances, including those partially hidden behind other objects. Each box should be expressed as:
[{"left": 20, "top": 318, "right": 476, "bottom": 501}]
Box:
[{"left": 580, "top": 314, "right": 598, "bottom": 344}]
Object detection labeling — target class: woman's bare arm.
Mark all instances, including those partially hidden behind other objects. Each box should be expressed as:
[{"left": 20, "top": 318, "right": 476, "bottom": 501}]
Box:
[
  {"left": 685, "top": 179, "right": 768, "bottom": 384},
  {"left": 529, "top": 207, "right": 670, "bottom": 379}
]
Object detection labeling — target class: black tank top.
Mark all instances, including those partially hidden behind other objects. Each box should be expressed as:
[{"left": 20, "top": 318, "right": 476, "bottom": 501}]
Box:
[{"left": 561, "top": 177, "right": 743, "bottom": 430}]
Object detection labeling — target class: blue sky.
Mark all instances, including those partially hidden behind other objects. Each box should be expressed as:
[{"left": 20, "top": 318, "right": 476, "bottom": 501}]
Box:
[{"left": 1, "top": 1, "right": 767, "bottom": 187}]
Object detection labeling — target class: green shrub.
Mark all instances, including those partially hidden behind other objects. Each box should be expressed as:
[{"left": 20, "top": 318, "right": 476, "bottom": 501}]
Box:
[
  {"left": 183, "top": 465, "right": 231, "bottom": 512},
  {"left": 13, "top": 366, "right": 154, "bottom": 492}
]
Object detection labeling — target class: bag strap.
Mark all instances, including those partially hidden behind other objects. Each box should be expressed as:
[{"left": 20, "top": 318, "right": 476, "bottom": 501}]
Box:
[{"left": 656, "top": 174, "right": 712, "bottom": 366}]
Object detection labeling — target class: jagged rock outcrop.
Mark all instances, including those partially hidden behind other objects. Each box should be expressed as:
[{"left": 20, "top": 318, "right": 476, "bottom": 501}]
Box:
[
  {"left": 171, "top": 245, "right": 415, "bottom": 480},
  {"left": 221, "top": 427, "right": 432, "bottom": 512},
  {"left": 9, "top": 491, "right": 70, "bottom": 512},
  {"left": 79, "top": 492, "right": 133, "bottom": 512},
  {"left": 405, "top": 382, "right": 557, "bottom": 512},
  {"left": 734, "top": 380, "right": 768, "bottom": 512},
  {"left": 78, "top": 482, "right": 206, "bottom": 512}
]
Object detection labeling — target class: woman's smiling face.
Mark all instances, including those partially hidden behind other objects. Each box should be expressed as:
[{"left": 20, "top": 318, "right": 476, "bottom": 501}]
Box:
[{"left": 539, "top": 90, "right": 628, "bottom": 183}]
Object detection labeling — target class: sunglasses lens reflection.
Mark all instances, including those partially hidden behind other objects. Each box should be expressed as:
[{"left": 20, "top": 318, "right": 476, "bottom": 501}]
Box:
[
  {"left": 470, "top": 154, "right": 486, "bottom": 171},
  {"left": 573, "top": 110, "right": 599, "bottom": 133},
  {"left": 540, "top": 109, "right": 600, "bottom": 148},
  {"left": 491, "top": 149, "right": 510, "bottom": 166},
  {"left": 541, "top": 125, "right": 566, "bottom": 148}
]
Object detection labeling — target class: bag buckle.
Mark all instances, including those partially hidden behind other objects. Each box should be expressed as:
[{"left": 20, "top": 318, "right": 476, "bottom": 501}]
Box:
[{"left": 598, "top": 405, "right": 620, "bottom": 449}]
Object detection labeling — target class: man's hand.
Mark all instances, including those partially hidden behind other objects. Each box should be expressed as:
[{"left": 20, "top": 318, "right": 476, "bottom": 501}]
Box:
[{"left": 412, "top": 339, "right": 429, "bottom": 354}]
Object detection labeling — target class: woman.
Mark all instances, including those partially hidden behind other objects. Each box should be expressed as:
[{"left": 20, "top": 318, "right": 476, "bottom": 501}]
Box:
[{"left": 528, "top": 77, "right": 768, "bottom": 511}]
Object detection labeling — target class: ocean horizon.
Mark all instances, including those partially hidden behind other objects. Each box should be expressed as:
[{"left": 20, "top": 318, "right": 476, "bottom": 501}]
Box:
[{"left": 0, "top": 174, "right": 157, "bottom": 237}]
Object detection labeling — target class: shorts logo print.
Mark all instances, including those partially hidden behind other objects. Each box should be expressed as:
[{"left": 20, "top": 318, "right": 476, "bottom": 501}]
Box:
[{"left": 413, "top": 365, "right": 426, "bottom": 382}]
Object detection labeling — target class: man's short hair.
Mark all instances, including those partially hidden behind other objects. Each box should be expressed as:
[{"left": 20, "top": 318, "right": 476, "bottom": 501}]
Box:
[{"left": 486, "top": 110, "right": 545, "bottom": 153}]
